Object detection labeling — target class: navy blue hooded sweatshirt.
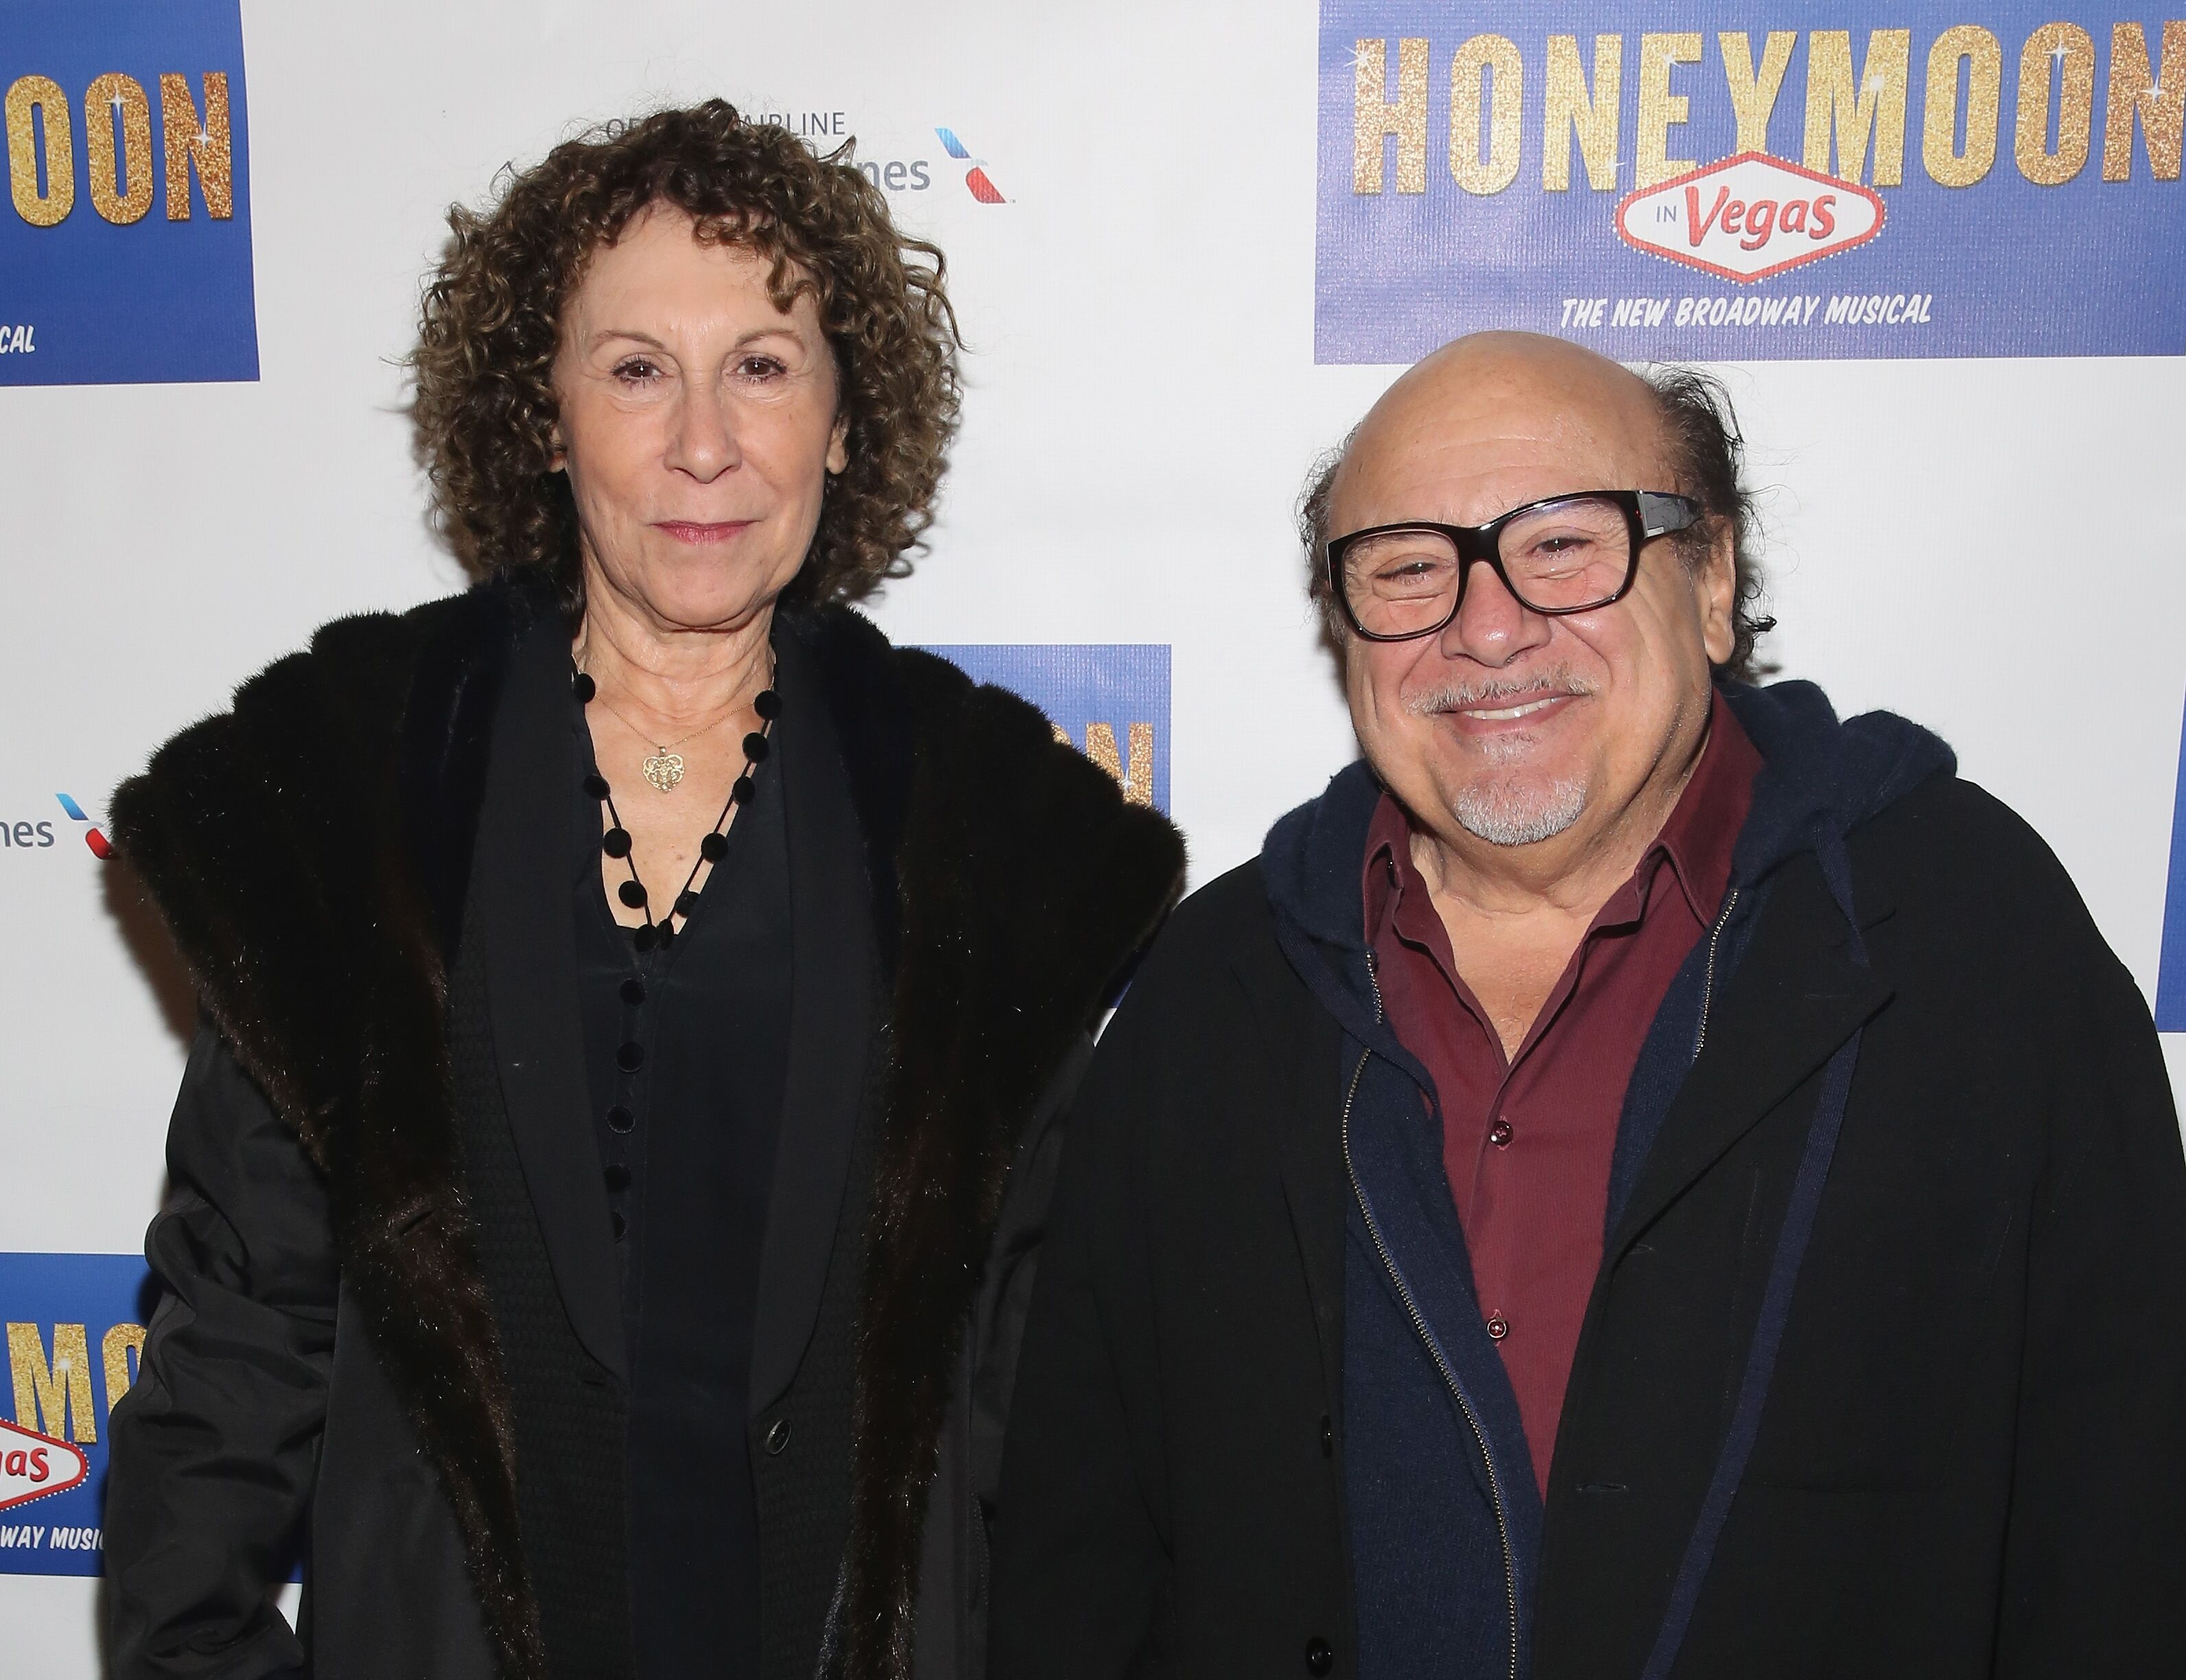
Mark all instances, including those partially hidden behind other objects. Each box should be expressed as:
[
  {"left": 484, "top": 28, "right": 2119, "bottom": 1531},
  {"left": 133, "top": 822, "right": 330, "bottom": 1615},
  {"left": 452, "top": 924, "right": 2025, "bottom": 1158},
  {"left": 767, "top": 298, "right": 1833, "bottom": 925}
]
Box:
[{"left": 1258, "top": 680, "right": 1955, "bottom": 1680}]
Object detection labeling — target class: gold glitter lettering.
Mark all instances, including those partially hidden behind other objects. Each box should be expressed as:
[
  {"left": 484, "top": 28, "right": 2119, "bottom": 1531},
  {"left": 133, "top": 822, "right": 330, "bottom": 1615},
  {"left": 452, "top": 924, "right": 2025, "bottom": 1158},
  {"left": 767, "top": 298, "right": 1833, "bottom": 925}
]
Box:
[
  {"left": 1354, "top": 38, "right": 1429, "bottom": 194},
  {"left": 1083, "top": 724, "right": 1123, "bottom": 785},
  {"left": 1543, "top": 35, "right": 1621, "bottom": 191},
  {"left": 1450, "top": 35, "right": 1523, "bottom": 195},
  {"left": 1804, "top": 29, "right": 1910, "bottom": 185},
  {"left": 2015, "top": 22, "right": 2095, "bottom": 185},
  {"left": 9, "top": 1323, "right": 97, "bottom": 1445},
  {"left": 1721, "top": 31, "right": 1797, "bottom": 154},
  {"left": 85, "top": 73, "right": 154, "bottom": 224},
  {"left": 5, "top": 75, "right": 75, "bottom": 228},
  {"left": 161, "top": 72, "right": 233, "bottom": 219},
  {"left": 2102, "top": 22, "right": 2185, "bottom": 182},
  {"left": 1635, "top": 33, "right": 1704, "bottom": 188},
  {"left": 1923, "top": 25, "right": 2003, "bottom": 187},
  {"left": 101, "top": 1324, "right": 144, "bottom": 1417},
  {"left": 1080, "top": 724, "right": 1155, "bottom": 807},
  {"left": 1050, "top": 722, "right": 1073, "bottom": 749}
]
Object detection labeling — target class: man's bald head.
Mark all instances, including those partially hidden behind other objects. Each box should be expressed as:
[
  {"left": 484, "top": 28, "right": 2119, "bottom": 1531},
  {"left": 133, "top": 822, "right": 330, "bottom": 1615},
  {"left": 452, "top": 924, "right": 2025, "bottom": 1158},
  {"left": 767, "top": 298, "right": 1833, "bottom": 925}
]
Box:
[{"left": 1300, "top": 332, "right": 1768, "bottom": 682}]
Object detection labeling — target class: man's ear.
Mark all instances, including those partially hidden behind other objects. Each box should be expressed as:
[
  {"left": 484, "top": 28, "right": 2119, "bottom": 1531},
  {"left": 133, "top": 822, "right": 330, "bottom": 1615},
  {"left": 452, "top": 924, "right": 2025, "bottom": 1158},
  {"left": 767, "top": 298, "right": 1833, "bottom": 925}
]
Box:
[{"left": 1698, "top": 525, "right": 1739, "bottom": 667}]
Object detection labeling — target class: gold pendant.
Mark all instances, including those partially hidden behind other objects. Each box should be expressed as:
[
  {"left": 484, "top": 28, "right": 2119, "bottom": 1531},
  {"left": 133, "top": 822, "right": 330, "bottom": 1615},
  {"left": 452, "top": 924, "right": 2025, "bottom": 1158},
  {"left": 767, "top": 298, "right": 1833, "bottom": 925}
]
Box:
[{"left": 642, "top": 748, "right": 685, "bottom": 792}]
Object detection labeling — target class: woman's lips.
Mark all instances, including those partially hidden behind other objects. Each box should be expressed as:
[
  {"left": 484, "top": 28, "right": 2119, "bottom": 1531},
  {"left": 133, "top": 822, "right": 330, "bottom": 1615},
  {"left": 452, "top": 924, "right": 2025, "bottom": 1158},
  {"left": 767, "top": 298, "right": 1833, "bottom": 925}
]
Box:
[{"left": 654, "top": 520, "right": 754, "bottom": 543}]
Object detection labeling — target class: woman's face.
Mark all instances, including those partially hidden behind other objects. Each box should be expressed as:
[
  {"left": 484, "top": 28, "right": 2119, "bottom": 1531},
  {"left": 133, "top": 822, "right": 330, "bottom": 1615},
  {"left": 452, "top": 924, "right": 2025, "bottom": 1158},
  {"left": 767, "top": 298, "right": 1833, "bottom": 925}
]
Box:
[{"left": 552, "top": 204, "right": 848, "bottom": 635}]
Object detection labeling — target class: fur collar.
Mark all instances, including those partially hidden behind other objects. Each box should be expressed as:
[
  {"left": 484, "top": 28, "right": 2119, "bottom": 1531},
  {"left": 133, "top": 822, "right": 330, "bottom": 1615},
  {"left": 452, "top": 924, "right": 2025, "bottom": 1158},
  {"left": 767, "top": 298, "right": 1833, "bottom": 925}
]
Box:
[{"left": 111, "top": 584, "right": 1186, "bottom": 1679}]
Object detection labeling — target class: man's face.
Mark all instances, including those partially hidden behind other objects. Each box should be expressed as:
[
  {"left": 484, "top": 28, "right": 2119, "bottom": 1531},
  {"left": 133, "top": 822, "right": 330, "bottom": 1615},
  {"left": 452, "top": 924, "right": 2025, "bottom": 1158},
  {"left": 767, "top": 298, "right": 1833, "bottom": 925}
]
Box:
[{"left": 1333, "top": 338, "right": 1737, "bottom": 863}]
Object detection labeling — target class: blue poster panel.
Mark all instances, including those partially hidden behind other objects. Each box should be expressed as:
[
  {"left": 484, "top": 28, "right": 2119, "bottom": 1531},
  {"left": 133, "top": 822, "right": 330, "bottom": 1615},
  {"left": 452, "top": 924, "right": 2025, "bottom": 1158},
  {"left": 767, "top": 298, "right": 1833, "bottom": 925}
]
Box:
[
  {"left": 1, "top": 0, "right": 258, "bottom": 385},
  {"left": 0, "top": 1252, "right": 152, "bottom": 1576},
  {"left": 921, "top": 645, "right": 1172, "bottom": 814},
  {"left": 1317, "top": 4, "right": 2186, "bottom": 362}
]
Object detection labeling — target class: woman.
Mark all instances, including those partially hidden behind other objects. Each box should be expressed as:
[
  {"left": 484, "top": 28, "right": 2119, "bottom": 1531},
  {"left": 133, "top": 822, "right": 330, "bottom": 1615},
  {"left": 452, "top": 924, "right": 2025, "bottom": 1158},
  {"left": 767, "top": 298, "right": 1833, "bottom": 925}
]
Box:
[{"left": 102, "top": 102, "right": 1182, "bottom": 1680}]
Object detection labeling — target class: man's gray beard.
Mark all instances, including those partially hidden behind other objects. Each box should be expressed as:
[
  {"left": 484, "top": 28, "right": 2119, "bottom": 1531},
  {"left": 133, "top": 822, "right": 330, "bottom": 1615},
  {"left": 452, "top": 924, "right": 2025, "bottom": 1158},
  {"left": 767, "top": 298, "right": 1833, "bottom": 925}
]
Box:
[
  {"left": 1404, "top": 666, "right": 1593, "bottom": 847},
  {"left": 1449, "top": 774, "right": 1588, "bottom": 847}
]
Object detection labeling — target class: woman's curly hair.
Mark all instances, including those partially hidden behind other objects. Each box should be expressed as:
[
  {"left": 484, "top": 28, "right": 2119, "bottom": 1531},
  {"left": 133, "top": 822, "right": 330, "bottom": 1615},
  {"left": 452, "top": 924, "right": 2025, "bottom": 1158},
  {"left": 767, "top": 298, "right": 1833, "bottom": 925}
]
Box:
[{"left": 411, "top": 99, "right": 961, "bottom": 610}]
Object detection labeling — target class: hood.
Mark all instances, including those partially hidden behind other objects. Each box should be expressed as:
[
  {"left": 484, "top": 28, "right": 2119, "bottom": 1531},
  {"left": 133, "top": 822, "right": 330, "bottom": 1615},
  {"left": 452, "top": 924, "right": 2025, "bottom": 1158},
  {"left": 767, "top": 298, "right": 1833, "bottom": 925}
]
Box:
[{"left": 1263, "top": 677, "right": 1955, "bottom": 956}]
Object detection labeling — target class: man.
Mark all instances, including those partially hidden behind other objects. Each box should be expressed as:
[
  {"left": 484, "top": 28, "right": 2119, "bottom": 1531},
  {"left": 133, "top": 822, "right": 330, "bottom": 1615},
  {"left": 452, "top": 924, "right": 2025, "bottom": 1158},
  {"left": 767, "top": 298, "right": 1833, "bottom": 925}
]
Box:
[{"left": 989, "top": 332, "right": 2186, "bottom": 1679}]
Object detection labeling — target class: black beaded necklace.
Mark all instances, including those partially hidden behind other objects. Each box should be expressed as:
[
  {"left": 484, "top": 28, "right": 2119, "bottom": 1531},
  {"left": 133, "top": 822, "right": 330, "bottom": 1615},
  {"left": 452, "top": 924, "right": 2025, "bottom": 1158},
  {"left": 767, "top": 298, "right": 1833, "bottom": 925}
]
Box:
[{"left": 573, "top": 663, "right": 781, "bottom": 954}]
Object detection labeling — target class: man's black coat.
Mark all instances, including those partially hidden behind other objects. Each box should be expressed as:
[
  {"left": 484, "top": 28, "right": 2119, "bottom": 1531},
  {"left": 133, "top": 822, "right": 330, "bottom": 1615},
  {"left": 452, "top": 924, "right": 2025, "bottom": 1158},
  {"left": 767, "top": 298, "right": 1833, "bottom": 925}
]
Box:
[
  {"left": 991, "top": 687, "right": 2186, "bottom": 1679},
  {"left": 102, "top": 584, "right": 1184, "bottom": 1680}
]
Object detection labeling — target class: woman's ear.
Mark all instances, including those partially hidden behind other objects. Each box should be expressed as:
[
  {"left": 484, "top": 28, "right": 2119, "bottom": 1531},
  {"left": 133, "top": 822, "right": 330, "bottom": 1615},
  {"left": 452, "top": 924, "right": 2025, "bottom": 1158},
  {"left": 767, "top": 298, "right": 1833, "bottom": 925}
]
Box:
[{"left": 826, "top": 412, "right": 849, "bottom": 477}]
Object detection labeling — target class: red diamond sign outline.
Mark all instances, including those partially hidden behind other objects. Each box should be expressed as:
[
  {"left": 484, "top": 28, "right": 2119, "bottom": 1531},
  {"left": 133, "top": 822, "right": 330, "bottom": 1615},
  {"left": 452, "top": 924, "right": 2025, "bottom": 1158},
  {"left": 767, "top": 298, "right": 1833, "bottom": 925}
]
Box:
[
  {"left": 1615, "top": 152, "right": 1885, "bottom": 285},
  {"left": 0, "top": 1415, "right": 90, "bottom": 1513}
]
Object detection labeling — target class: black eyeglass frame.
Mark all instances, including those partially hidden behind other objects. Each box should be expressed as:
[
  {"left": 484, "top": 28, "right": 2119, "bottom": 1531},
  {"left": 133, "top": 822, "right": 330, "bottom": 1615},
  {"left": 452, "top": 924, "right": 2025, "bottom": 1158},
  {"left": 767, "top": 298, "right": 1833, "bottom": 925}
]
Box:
[{"left": 1327, "top": 489, "right": 1705, "bottom": 642}]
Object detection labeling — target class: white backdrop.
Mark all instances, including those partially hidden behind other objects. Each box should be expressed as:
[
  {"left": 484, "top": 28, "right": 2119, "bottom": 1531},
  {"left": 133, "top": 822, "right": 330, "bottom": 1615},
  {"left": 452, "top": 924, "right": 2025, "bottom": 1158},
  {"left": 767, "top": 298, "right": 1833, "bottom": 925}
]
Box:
[{"left": 5, "top": 1, "right": 2185, "bottom": 1668}]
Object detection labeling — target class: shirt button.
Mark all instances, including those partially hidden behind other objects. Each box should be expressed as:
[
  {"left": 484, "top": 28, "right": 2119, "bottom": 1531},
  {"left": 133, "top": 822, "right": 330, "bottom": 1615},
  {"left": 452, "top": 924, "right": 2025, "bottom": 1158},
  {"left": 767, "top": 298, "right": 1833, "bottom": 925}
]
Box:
[
  {"left": 603, "top": 1163, "right": 630, "bottom": 1192},
  {"left": 1305, "top": 1637, "right": 1335, "bottom": 1675},
  {"left": 620, "top": 977, "right": 646, "bottom": 1006},
  {"left": 764, "top": 1417, "right": 792, "bottom": 1456},
  {"left": 1485, "top": 1314, "right": 1510, "bottom": 1342},
  {"left": 610, "top": 1211, "right": 627, "bottom": 1241},
  {"left": 607, "top": 1105, "right": 634, "bottom": 1134},
  {"left": 1489, "top": 1120, "right": 1514, "bottom": 1148},
  {"left": 615, "top": 1041, "right": 644, "bottom": 1072}
]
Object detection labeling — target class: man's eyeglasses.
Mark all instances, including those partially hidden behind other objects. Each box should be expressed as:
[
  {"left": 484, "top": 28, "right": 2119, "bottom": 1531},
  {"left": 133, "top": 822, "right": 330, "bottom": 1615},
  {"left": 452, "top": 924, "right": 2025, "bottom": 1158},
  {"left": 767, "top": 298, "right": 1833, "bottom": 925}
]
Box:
[{"left": 1327, "top": 490, "right": 1704, "bottom": 642}]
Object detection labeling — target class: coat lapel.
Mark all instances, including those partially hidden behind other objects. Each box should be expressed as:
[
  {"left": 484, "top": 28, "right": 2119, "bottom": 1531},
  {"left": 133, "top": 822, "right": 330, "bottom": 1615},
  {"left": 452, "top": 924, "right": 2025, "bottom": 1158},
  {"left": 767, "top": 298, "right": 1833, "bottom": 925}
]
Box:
[
  {"left": 750, "top": 626, "right": 878, "bottom": 1416},
  {"left": 475, "top": 612, "right": 627, "bottom": 1381},
  {"left": 1608, "top": 866, "right": 1892, "bottom": 1257}
]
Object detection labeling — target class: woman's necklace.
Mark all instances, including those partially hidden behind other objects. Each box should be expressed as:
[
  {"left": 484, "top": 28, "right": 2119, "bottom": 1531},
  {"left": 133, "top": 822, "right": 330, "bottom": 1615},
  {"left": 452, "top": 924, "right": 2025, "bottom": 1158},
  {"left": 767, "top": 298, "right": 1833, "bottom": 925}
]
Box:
[
  {"left": 583, "top": 689, "right": 725, "bottom": 793},
  {"left": 573, "top": 663, "right": 780, "bottom": 953}
]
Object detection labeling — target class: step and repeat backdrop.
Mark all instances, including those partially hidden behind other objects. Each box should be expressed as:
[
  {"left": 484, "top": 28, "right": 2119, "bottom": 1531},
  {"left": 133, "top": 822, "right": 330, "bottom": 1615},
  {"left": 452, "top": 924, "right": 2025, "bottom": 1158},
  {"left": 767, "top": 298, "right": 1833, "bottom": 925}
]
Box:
[{"left": 3, "top": 0, "right": 2183, "bottom": 1667}]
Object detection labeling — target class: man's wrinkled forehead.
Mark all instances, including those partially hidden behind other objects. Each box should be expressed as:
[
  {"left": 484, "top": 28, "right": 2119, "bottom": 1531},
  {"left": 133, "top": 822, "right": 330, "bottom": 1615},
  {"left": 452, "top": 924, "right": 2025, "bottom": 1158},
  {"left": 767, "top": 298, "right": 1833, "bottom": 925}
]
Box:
[{"left": 1335, "top": 335, "right": 1670, "bottom": 528}]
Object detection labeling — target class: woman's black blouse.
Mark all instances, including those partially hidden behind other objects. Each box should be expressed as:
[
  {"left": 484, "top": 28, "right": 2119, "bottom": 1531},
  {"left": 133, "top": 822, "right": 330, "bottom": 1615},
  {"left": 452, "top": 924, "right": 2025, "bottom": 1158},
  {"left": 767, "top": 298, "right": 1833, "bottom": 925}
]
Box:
[{"left": 572, "top": 690, "right": 792, "bottom": 1677}]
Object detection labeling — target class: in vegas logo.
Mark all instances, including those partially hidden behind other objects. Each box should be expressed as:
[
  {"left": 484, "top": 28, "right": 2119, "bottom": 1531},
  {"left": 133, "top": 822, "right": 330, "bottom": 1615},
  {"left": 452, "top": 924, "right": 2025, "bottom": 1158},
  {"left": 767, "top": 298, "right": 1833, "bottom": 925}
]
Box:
[
  {"left": 0, "top": 1416, "right": 88, "bottom": 1515},
  {"left": 1617, "top": 152, "right": 1884, "bottom": 283},
  {"left": 934, "top": 128, "right": 1006, "bottom": 203}
]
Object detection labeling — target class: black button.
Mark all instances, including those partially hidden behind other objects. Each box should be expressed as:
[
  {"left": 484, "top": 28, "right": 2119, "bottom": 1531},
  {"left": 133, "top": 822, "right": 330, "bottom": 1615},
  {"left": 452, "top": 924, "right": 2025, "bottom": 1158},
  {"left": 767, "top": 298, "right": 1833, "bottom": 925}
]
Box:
[
  {"left": 1306, "top": 1637, "right": 1334, "bottom": 1675},
  {"left": 1485, "top": 1314, "right": 1510, "bottom": 1342},
  {"left": 620, "top": 977, "right": 646, "bottom": 1006},
  {"left": 764, "top": 1417, "right": 792, "bottom": 1456},
  {"left": 633, "top": 923, "right": 657, "bottom": 953},
  {"left": 700, "top": 830, "right": 729, "bottom": 862},
  {"left": 601, "top": 826, "right": 631, "bottom": 859},
  {"left": 618, "top": 879, "right": 647, "bottom": 909},
  {"left": 582, "top": 771, "right": 609, "bottom": 799},
  {"left": 753, "top": 688, "right": 781, "bottom": 720},
  {"left": 743, "top": 731, "right": 771, "bottom": 762},
  {"left": 675, "top": 890, "right": 701, "bottom": 920},
  {"left": 616, "top": 1041, "right": 644, "bottom": 1072},
  {"left": 1490, "top": 1120, "right": 1514, "bottom": 1148},
  {"left": 572, "top": 672, "right": 596, "bottom": 704},
  {"left": 1319, "top": 1415, "right": 1334, "bottom": 1458},
  {"left": 730, "top": 774, "right": 755, "bottom": 805},
  {"left": 610, "top": 1211, "right": 626, "bottom": 1240},
  {"left": 604, "top": 1163, "right": 630, "bottom": 1192},
  {"left": 607, "top": 1105, "right": 635, "bottom": 1134}
]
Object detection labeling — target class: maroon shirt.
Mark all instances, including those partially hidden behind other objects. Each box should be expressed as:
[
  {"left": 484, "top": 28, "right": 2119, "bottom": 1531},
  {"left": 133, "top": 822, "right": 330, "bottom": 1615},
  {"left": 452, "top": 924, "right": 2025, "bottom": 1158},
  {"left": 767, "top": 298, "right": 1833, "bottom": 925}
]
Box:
[{"left": 1363, "top": 693, "right": 1761, "bottom": 1493}]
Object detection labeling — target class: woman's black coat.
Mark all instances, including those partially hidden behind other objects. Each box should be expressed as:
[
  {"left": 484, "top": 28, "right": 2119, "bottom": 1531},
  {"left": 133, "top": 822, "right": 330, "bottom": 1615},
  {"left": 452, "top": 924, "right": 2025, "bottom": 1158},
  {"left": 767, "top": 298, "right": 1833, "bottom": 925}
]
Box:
[{"left": 101, "top": 583, "right": 1184, "bottom": 1680}]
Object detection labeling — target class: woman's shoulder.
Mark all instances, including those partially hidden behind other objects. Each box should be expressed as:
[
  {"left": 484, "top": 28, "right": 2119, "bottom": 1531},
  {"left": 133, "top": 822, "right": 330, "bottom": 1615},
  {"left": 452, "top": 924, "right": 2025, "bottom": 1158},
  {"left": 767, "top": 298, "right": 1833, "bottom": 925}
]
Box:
[{"left": 110, "top": 582, "right": 521, "bottom": 886}]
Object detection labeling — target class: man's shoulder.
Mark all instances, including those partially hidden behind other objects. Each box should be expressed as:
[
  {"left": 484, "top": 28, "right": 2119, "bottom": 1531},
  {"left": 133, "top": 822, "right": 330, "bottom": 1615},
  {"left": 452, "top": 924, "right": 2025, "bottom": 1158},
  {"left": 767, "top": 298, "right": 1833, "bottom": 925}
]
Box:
[
  {"left": 1859, "top": 771, "right": 2078, "bottom": 900},
  {"left": 1853, "top": 770, "right": 2116, "bottom": 967}
]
